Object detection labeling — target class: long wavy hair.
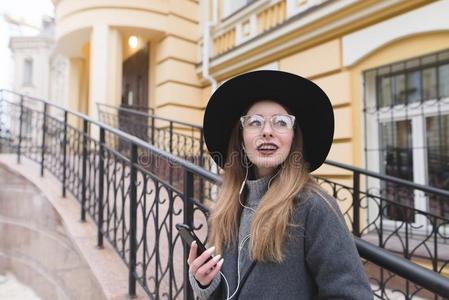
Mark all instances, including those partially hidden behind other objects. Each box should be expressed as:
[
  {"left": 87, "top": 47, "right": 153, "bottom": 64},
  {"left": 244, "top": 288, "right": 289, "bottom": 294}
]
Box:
[{"left": 208, "top": 101, "right": 326, "bottom": 263}]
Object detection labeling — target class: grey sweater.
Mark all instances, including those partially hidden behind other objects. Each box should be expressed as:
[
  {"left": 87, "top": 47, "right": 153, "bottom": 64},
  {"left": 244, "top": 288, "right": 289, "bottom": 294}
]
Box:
[
  {"left": 189, "top": 174, "right": 272, "bottom": 299},
  {"left": 189, "top": 175, "right": 373, "bottom": 299}
]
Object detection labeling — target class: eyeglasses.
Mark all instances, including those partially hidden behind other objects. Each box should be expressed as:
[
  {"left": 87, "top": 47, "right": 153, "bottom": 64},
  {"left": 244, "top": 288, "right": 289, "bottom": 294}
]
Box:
[{"left": 240, "top": 114, "right": 295, "bottom": 133}]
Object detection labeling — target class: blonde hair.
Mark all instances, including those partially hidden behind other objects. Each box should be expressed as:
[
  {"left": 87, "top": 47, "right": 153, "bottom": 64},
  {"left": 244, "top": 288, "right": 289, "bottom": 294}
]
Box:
[{"left": 208, "top": 104, "right": 329, "bottom": 263}]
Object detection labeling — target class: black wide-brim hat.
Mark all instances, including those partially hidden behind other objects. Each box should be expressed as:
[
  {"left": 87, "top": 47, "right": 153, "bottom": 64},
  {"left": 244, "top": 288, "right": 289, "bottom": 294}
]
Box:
[{"left": 203, "top": 70, "right": 334, "bottom": 172}]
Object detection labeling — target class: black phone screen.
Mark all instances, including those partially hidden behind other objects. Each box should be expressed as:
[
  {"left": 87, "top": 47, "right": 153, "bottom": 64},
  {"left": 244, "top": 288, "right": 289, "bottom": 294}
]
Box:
[{"left": 176, "top": 223, "right": 209, "bottom": 259}]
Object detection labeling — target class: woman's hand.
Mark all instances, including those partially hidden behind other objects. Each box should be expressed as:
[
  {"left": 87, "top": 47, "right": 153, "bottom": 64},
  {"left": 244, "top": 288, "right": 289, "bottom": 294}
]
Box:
[{"left": 188, "top": 242, "right": 224, "bottom": 287}]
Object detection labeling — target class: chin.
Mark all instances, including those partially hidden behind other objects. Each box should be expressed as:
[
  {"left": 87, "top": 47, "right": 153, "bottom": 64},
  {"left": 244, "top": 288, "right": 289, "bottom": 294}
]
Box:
[{"left": 254, "top": 159, "right": 282, "bottom": 169}]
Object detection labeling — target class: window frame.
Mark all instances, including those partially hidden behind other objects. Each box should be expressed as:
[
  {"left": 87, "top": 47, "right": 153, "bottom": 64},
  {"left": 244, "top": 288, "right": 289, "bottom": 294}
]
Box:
[{"left": 363, "top": 49, "right": 449, "bottom": 234}]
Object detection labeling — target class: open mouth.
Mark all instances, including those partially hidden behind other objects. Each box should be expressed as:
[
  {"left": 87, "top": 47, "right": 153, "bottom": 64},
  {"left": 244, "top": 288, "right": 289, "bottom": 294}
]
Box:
[{"left": 257, "top": 143, "right": 279, "bottom": 156}]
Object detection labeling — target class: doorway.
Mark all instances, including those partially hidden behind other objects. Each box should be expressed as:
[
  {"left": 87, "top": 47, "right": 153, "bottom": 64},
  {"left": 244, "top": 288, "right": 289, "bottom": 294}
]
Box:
[{"left": 119, "top": 43, "right": 149, "bottom": 142}]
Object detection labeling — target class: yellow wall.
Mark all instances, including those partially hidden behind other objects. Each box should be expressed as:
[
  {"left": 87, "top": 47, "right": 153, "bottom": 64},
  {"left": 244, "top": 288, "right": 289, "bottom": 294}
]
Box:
[
  {"left": 153, "top": 8, "right": 203, "bottom": 124},
  {"left": 55, "top": 0, "right": 201, "bottom": 126},
  {"left": 57, "top": 0, "right": 449, "bottom": 172},
  {"left": 279, "top": 39, "right": 341, "bottom": 78},
  {"left": 278, "top": 39, "right": 354, "bottom": 177}
]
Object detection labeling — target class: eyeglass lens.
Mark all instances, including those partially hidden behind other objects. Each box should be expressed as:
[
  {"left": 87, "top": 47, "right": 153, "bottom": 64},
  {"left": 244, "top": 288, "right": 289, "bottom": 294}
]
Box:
[{"left": 241, "top": 115, "right": 294, "bottom": 132}]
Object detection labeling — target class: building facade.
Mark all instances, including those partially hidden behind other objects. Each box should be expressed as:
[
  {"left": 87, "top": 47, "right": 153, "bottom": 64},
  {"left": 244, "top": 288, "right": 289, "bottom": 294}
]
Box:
[
  {"left": 53, "top": 0, "right": 202, "bottom": 125},
  {"left": 0, "top": 13, "right": 42, "bottom": 91},
  {"left": 9, "top": 17, "right": 68, "bottom": 123},
  {"left": 53, "top": 0, "right": 449, "bottom": 219}
]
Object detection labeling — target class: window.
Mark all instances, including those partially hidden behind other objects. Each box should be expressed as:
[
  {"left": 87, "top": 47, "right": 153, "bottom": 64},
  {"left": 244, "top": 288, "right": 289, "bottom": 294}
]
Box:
[
  {"left": 23, "top": 58, "right": 33, "bottom": 86},
  {"left": 364, "top": 48, "right": 449, "bottom": 221}
]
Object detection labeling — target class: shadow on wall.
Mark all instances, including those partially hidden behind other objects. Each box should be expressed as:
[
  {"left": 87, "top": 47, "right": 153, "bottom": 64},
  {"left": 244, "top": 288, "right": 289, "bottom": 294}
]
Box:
[{"left": 0, "top": 163, "right": 107, "bottom": 300}]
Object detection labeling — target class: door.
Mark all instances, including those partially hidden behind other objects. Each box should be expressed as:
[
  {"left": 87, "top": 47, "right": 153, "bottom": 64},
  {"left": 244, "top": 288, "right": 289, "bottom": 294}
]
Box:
[{"left": 119, "top": 43, "right": 149, "bottom": 142}]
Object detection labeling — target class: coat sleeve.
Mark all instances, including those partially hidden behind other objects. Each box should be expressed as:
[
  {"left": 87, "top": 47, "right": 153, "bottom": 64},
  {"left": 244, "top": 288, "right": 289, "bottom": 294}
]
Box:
[
  {"left": 188, "top": 271, "right": 221, "bottom": 300},
  {"left": 303, "top": 193, "right": 373, "bottom": 300}
]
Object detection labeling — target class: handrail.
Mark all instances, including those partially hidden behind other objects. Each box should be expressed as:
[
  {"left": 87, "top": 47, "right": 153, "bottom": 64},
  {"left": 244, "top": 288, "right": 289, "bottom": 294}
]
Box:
[
  {"left": 2, "top": 88, "right": 449, "bottom": 299},
  {"left": 96, "top": 99, "right": 449, "bottom": 199},
  {"left": 6, "top": 88, "right": 447, "bottom": 205},
  {"left": 326, "top": 159, "right": 449, "bottom": 198},
  {"left": 97, "top": 102, "right": 203, "bottom": 130},
  {"left": 0, "top": 89, "right": 218, "bottom": 183},
  {"left": 356, "top": 237, "right": 449, "bottom": 298}
]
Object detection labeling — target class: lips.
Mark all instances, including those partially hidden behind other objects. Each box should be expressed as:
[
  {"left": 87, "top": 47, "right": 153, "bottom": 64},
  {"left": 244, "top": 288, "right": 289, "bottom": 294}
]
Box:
[
  {"left": 257, "top": 143, "right": 279, "bottom": 156},
  {"left": 257, "top": 143, "right": 279, "bottom": 150}
]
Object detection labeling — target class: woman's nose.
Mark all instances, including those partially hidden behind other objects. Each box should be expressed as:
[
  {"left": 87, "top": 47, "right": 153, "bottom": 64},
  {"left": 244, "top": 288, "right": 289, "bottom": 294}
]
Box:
[{"left": 261, "top": 120, "right": 274, "bottom": 136}]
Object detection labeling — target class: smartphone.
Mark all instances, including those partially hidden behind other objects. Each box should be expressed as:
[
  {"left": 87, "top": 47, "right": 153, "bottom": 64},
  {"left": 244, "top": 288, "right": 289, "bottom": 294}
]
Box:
[{"left": 176, "top": 223, "right": 211, "bottom": 261}]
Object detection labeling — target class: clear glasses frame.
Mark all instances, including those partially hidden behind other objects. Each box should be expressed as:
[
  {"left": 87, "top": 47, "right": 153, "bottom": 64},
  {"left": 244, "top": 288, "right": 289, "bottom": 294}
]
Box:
[{"left": 240, "top": 114, "right": 296, "bottom": 133}]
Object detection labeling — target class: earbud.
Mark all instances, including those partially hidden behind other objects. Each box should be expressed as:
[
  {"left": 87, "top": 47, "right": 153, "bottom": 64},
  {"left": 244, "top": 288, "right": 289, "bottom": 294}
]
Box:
[{"left": 241, "top": 142, "right": 246, "bottom": 151}]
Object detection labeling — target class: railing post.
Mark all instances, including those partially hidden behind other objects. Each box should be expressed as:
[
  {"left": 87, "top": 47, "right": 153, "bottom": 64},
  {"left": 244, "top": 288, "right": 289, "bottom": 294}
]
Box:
[
  {"left": 97, "top": 127, "right": 105, "bottom": 247},
  {"left": 62, "top": 111, "right": 68, "bottom": 197},
  {"left": 199, "top": 130, "right": 204, "bottom": 169},
  {"left": 353, "top": 171, "right": 361, "bottom": 237},
  {"left": 151, "top": 117, "right": 155, "bottom": 145},
  {"left": 17, "top": 95, "right": 24, "bottom": 164},
  {"left": 199, "top": 130, "right": 205, "bottom": 203},
  {"left": 169, "top": 121, "right": 173, "bottom": 153},
  {"left": 183, "top": 169, "right": 195, "bottom": 300},
  {"left": 40, "top": 103, "right": 47, "bottom": 176},
  {"left": 129, "top": 143, "right": 138, "bottom": 297},
  {"left": 81, "top": 119, "right": 88, "bottom": 222},
  {"left": 169, "top": 121, "right": 173, "bottom": 184}
]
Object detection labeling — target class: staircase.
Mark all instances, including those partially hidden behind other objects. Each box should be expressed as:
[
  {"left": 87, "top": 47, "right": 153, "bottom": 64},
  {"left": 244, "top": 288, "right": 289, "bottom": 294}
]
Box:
[{"left": 1, "top": 89, "right": 449, "bottom": 299}]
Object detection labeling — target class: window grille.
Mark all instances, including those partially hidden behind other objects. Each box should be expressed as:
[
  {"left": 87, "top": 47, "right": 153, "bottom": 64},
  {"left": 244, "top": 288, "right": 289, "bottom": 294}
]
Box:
[{"left": 363, "top": 48, "right": 449, "bottom": 220}]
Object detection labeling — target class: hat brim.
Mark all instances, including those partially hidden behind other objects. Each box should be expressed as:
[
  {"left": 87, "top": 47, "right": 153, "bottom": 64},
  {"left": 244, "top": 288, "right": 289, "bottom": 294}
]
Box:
[{"left": 203, "top": 70, "right": 334, "bottom": 172}]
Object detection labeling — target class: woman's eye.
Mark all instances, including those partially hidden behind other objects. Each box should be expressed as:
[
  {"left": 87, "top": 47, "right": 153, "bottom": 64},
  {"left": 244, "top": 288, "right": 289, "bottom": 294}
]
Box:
[
  {"left": 275, "top": 120, "right": 287, "bottom": 126},
  {"left": 274, "top": 117, "right": 288, "bottom": 127},
  {"left": 249, "top": 120, "right": 262, "bottom": 127}
]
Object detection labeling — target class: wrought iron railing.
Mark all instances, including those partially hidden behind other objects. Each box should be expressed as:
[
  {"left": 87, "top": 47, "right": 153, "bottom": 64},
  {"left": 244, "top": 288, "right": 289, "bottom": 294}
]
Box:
[
  {"left": 97, "top": 103, "right": 210, "bottom": 171},
  {"left": 1, "top": 89, "right": 449, "bottom": 299},
  {"left": 317, "top": 160, "right": 449, "bottom": 299}
]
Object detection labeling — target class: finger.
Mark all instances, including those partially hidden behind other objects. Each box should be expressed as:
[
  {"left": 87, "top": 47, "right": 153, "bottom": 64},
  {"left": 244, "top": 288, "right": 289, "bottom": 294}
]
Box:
[
  {"left": 199, "top": 258, "right": 224, "bottom": 286},
  {"left": 187, "top": 241, "right": 197, "bottom": 265},
  {"left": 206, "top": 258, "right": 224, "bottom": 279},
  {"left": 189, "top": 246, "right": 215, "bottom": 274},
  {"left": 196, "top": 254, "right": 221, "bottom": 278}
]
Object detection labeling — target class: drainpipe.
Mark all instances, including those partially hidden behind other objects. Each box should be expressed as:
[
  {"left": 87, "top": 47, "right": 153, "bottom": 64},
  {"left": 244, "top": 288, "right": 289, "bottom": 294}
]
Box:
[{"left": 202, "top": 0, "right": 218, "bottom": 92}]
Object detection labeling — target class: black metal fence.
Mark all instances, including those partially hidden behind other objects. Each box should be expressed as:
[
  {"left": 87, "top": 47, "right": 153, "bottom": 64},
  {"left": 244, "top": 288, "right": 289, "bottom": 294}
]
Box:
[
  {"left": 97, "top": 103, "right": 211, "bottom": 172},
  {"left": 1, "top": 89, "right": 449, "bottom": 299},
  {"left": 317, "top": 161, "right": 449, "bottom": 299}
]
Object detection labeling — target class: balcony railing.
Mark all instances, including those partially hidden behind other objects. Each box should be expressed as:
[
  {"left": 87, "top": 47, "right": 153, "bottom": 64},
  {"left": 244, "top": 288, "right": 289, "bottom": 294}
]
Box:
[
  {"left": 1, "top": 89, "right": 449, "bottom": 299},
  {"left": 209, "top": 0, "right": 330, "bottom": 58}
]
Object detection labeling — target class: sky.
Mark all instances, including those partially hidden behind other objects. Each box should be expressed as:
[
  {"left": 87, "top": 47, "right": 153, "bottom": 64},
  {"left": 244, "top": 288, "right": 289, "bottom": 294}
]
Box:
[
  {"left": 0, "top": 0, "right": 54, "bottom": 89},
  {"left": 1, "top": 0, "right": 54, "bottom": 28}
]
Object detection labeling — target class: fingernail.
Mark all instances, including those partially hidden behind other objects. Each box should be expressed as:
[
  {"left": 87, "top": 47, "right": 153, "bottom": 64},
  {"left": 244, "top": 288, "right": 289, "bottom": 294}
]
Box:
[
  {"left": 191, "top": 241, "right": 196, "bottom": 247},
  {"left": 218, "top": 258, "right": 224, "bottom": 266},
  {"left": 207, "top": 246, "right": 216, "bottom": 254},
  {"left": 212, "top": 254, "right": 221, "bottom": 262}
]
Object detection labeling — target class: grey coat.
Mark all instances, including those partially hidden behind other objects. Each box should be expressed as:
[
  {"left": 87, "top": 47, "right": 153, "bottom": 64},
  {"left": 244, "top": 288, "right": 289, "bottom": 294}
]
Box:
[{"left": 203, "top": 191, "right": 373, "bottom": 300}]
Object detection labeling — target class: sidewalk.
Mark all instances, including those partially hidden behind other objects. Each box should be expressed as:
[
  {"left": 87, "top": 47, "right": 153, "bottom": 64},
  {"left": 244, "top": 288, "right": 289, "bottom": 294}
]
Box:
[{"left": 0, "top": 154, "right": 145, "bottom": 300}]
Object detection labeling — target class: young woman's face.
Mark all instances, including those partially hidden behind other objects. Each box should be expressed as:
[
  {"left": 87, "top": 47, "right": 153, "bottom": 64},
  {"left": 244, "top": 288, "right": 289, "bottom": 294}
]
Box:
[{"left": 242, "top": 100, "right": 295, "bottom": 178}]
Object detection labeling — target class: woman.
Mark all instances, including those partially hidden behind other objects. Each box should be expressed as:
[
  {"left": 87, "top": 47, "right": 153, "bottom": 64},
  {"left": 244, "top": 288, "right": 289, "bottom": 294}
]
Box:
[{"left": 187, "top": 70, "right": 372, "bottom": 299}]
